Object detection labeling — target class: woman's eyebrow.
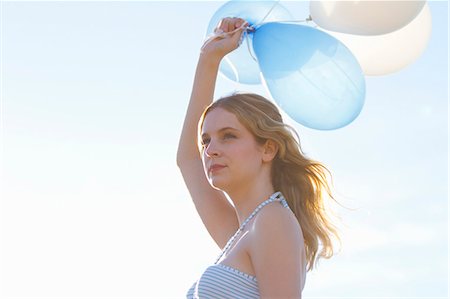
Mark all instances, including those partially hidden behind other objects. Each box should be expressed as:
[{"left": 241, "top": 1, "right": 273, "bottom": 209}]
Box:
[{"left": 201, "top": 127, "right": 239, "bottom": 138}]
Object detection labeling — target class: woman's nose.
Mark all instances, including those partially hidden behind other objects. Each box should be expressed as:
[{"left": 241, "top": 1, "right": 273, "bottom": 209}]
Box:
[{"left": 204, "top": 140, "right": 221, "bottom": 157}]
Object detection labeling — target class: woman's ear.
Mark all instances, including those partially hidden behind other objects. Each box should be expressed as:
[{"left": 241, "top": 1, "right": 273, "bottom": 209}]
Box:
[{"left": 262, "top": 139, "right": 278, "bottom": 162}]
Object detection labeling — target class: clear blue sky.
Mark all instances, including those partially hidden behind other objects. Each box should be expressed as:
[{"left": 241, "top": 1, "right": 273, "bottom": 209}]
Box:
[{"left": 1, "top": 1, "right": 448, "bottom": 298}]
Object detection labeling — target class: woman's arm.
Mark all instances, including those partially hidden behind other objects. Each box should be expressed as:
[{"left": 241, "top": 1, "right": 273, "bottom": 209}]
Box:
[
  {"left": 176, "top": 18, "right": 248, "bottom": 249},
  {"left": 249, "top": 206, "right": 305, "bottom": 298},
  {"left": 176, "top": 17, "right": 247, "bottom": 164},
  {"left": 176, "top": 52, "right": 220, "bottom": 164}
]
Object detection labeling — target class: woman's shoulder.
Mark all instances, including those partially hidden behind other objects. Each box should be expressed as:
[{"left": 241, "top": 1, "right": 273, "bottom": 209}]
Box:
[
  {"left": 245, "top": 202, "right": 306, "bottom": 288},
  {"left": 248, "top": 203, "right": 304, "bottom": 250}
]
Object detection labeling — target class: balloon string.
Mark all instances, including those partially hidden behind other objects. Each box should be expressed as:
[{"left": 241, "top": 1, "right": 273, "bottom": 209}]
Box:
[
  {"left": 255, "top": 16, "right": 315, "bottom": 29},
  {"left": 250, "top": 0, "right": 281, "bottom": 30},
  {"left": 244, "top": 31, "right": 258, "bottom": 62},
  {"left": 224, "top": 55, "right": 240, "bottom": 83},
  {"left": 331, "top": 59, "right": 364, "bottom": 94},
  {"left": 283, "top": 16, "right": 318, "bottom": 29},
  {"left": 297, "top": 59, "right": 362, "bottom": 105},
  {"left": 297, "top": 69, "right": 341, "bottom": 103},
  {"left": 245, "top": 17, "right": 315, "bottom": 63},
  {"left": 244, "top": 0, "right": 281, "bottom": 63}
]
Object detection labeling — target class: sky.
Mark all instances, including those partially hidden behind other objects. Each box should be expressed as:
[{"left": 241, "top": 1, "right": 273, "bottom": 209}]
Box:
[{"left": 0, "top": 1, "right": 448, "bottom": 298}]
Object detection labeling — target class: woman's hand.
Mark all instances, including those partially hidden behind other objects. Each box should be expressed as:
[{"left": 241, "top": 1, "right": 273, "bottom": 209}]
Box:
[{"left": 201, "top": 17, "right": 249, "bottom": 61}]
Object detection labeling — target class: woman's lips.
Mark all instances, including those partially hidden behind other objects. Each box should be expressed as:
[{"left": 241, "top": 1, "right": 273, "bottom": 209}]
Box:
[{"left": 209, "top": 164, "right": 226, "bottom": 174}]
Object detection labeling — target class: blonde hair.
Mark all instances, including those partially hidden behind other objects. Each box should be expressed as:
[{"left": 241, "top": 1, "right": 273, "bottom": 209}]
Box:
[{"left": 198, "top": 92, "right": 341, "bottom": 271}]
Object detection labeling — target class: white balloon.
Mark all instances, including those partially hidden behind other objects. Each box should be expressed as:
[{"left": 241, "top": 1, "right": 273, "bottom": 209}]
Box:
[
  {"left": 310, "top": 0, "right": 426, "bottom": 35},
  {"left": 323, "top": 3, "right": 432, "bottom": 76}
]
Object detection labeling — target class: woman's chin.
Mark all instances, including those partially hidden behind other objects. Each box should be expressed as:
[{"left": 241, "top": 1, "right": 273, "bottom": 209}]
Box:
[{"left": 209, "top": 177, "right": 229, "bottom": 191}]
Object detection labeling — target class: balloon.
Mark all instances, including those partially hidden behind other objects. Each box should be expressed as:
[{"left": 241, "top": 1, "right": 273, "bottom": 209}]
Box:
[
  {"left": 207, "top": 0, "right": 293, "bottom": 84},
  {"left": 253, "top": 22, "right": 365, "bottom": 130},
  {"left": 324, "top": 3, "right": 431, "bottom": 76},
  {"left": 310, "top": 0, "right": 426, "bottom": 35}
]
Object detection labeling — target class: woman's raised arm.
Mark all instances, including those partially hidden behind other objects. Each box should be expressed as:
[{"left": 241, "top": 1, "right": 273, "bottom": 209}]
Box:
[
  {"left": 176, "top": 18, "right": 248, "bottom": 249},
  {"left": 177, "top": 17, "right": 247, "bottom": 163}
]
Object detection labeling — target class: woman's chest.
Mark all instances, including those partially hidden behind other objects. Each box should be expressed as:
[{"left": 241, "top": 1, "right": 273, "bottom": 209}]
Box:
[{"left": 218, "top": 229, "right": 256, "bottom": 278}]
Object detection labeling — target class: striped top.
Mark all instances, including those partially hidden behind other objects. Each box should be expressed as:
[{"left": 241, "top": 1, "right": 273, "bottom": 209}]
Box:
[
  {"left": 186, "top": 261, "right": 306, "bottom": 299},
  {"left": 186, "top": 263, "right": 260, "bottom": 299},
  {"left": 186, "top": 194, "right": 307, "bottom": 298}
]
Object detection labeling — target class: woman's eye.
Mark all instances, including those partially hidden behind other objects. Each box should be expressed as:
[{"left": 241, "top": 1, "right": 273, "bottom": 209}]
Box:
[
  {"left": 223, "top": 133, "right": 236, "bottom": 139},
  {"left": 201, "top": 134, "right": 235, "bottom": 148},
  {"left": 201, "top": 139, "right": 210, "bottom": 147}
]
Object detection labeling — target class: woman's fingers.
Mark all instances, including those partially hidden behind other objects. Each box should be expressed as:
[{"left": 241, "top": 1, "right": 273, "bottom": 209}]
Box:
[
  {"left": 234, "top": 18, "right": 246, "bottom": 29},
  {"left": 226, "top": 17, "right": 235, "bottom": 32},
  {"left": 216, "top": 17, "right": 246, "bottom": 34},
  {"left": 229, "top": 22, "right": 247, "bottom": 44},
  {"left": 201, "top": 17, "right": 248, "bottom": 56},
  {"left": 215, "top": 19, "right": 225, "bottom": 34},
  {"left": 215, "top": 18, "right": 230, "bottom": 34}
]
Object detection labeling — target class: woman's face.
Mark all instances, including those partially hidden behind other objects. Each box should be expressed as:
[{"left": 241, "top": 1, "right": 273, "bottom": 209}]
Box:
[{"left": 200, "top": 107, "right": 265, "bottom": 191}]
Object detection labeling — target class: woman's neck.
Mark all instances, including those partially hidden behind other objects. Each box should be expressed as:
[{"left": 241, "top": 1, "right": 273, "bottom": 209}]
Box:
[{"left": 226, "top": 177, "right": 276, "bottom": 227}]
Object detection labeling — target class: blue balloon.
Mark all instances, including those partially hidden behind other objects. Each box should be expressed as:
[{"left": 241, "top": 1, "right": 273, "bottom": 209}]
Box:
[
  {"left": 253, "top": 22, "right": 366, "bottom": 130},
  {"left": 207, "top": 0, "right": 293, "bottom": 85}
]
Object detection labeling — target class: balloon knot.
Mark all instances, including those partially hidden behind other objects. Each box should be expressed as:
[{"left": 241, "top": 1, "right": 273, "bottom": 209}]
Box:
[{"left": 246, "top": 26, "right": 256, "bottom": 33}]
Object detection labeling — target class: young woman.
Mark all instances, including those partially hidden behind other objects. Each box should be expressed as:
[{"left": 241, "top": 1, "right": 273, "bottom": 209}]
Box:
[{"left": 177, "top": 17, "right": 340, "bottom": 299}]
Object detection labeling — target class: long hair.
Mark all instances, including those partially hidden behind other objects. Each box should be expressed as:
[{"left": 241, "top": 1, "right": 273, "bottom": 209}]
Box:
[{"left": 198, "top": 92, "right": 341, "bottom": 271}]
